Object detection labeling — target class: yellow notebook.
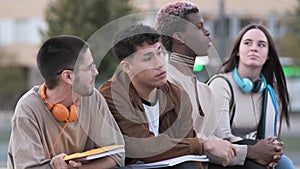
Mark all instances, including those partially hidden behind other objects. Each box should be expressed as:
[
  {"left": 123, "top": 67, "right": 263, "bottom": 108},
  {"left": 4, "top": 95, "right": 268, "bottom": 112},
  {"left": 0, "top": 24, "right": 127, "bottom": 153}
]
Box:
[{"left": 64, "top": 145, "right": 124, "bottom": 161}]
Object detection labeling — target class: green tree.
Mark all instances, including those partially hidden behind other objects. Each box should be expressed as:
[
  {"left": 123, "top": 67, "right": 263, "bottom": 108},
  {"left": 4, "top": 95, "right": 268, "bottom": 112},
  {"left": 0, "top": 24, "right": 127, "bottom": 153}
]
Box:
[
  {"left": 42, "top": 0, "right": 136, "bottom": 84},
  {"left": 43, "top": 0, "right": 135, "bottom": 41},
  {"left": 279, "top": 0, "right": 300, "bottom": 59}
]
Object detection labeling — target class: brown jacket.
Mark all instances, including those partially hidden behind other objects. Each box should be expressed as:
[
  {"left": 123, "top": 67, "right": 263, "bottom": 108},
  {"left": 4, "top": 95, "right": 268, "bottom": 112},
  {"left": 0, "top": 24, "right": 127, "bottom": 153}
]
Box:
[{"left": 99, "top": 71, "right": 204, "bottom": 165}]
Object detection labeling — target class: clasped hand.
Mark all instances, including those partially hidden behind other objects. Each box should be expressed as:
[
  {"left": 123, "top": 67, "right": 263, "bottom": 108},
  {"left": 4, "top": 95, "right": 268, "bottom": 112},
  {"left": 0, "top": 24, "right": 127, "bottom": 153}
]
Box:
[{"left": 248, "top": 137, "right": 283, "bottom": 169}]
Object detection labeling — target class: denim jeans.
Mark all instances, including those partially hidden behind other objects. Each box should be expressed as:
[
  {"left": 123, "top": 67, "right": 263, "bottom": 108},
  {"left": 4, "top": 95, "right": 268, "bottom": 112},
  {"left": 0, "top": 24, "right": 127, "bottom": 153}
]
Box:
[{"left": 275, "top": 155, "right": 295, "bottom": 169}]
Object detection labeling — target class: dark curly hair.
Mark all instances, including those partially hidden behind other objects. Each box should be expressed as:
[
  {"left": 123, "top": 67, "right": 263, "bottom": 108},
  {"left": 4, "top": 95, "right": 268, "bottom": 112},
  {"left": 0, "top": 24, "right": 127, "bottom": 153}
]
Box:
[
  {"left": 112, "top": 24, "right": 161, "bottom": 61},
  {"left": 155, "top": 1, "right": 199, "bottom": 51}
]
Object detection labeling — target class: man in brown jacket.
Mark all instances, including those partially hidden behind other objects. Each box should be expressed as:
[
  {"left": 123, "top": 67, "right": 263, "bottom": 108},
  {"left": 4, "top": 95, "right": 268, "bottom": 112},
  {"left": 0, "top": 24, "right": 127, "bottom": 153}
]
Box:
[{"left": 99, "top": 24, "right": 205, "bottom": 168}]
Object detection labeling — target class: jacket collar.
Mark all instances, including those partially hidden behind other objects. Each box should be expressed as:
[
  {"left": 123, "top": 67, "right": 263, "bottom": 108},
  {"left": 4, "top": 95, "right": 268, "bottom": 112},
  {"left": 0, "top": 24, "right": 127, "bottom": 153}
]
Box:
[{"left": 115, "top": 71, "right": 176, "bottom": 118}]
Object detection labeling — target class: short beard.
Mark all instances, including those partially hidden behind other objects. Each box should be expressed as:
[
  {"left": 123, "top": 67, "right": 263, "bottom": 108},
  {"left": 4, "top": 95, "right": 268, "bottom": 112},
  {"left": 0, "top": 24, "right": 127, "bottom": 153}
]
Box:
[{"left": 73, "top": 75, "right": 93, "bottom": 97}]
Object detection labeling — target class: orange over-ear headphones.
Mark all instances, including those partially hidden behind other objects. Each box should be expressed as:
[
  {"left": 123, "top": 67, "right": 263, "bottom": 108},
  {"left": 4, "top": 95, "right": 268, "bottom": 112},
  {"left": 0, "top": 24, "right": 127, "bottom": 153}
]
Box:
[{"left": 40, "top": 83, "right": 78, "bottom": 122}]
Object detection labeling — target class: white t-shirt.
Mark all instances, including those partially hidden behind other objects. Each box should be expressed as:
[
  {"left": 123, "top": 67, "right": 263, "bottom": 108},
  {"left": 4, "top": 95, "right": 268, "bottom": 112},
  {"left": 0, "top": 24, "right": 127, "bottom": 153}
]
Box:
[{"left": 143, "top": 100, "right": 160, "bottom": 136}]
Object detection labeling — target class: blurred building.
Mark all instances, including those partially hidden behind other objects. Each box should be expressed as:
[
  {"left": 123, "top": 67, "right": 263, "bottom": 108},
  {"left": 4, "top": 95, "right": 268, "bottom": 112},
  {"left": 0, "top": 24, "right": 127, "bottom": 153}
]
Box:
[
  {"left": 0, "top": 0, "right": 298, "bottom": 108},
  {"left": 0, "top": 0, "right": 51, "bottom": 109},
  {"left": 1, "top": 0, "right": 297, "bottom": 73},
  {"left": 132, "top": 0, "right": 298, "bottom": 57},
  {"left": 0, "top": 0, "right": 50, "bottom": 88},
  {"left": 1, "top": 0, "right": 298, "bottom": 57}
]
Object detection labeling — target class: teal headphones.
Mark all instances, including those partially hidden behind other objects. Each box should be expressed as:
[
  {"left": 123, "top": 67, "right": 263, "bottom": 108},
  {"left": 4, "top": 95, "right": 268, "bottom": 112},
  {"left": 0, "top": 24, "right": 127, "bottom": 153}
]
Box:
[
  {"left": 233, "top": 67, "right": 267, "bottom": 93},
  {"left": 233, "top": 67, "right": 279, "bottom": 138}
]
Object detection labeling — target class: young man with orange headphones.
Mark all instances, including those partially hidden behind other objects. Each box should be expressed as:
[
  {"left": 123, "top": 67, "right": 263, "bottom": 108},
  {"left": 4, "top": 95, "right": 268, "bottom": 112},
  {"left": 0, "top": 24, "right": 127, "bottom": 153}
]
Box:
[{"left": 7, "top": 35, "right": 125, "bottom": 169}]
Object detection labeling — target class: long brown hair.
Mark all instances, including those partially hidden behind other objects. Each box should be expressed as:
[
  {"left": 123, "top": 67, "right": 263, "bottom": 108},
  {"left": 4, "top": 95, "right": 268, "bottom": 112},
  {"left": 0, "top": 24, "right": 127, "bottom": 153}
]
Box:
[{"left": 223, "top": 23, "right": 290, "bottom": 128}]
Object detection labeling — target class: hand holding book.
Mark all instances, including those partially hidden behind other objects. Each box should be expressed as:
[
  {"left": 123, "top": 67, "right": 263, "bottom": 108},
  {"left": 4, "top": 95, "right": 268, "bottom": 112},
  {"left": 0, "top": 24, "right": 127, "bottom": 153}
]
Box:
[{"left": 63, "top": 145, "right": 124, "bottom": 162}]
